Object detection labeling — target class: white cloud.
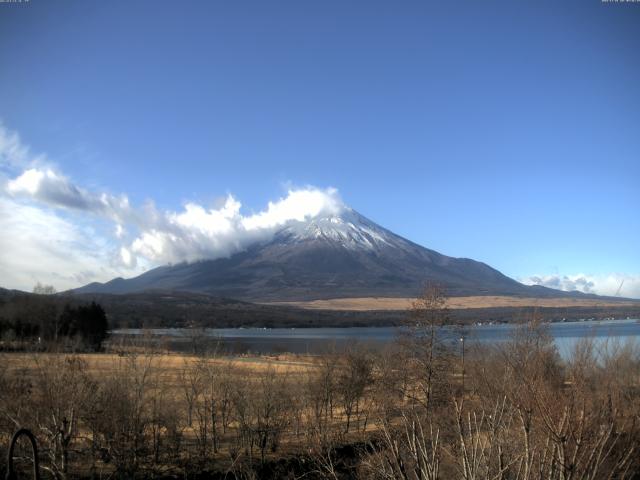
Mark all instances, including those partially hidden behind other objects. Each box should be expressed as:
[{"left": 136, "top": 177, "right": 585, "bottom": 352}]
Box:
[
  {"left": 0, "top": 198, "right": 138, "bottom": 291},
  {"left": 6, "top": 167, "right": 131, "bottom": 222},
  {"left": 128, "top": 187, "right": 344, "bottom": 264},
  {"left": 1, "top": 127, "right": 345, "bottom": 271},
  {"left": 2, "top": 170, "right": 344, "bottom": 286},
  {"left": 0, "top": 122, "right": 346, "bottom": 288},
  {"left": 241, "top": 187, "right": 342, "bottom": 230},
  {"left": 119, "top": 247, "right": 136, "bottom": 268},
  {"left": 520, "top": 273, "right": 640, "bottom": 299}
]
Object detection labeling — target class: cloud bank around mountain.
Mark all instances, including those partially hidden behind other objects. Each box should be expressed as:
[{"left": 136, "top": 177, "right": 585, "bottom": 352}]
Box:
[
  {"left": 6, "top": 165, "right": 343, "bottom": 267},
  {"left": 126, "top": 187, "right": 343, "bottom": 266},
  {"left": 0, "top": 124, "right": 346, "bottom": 290}
]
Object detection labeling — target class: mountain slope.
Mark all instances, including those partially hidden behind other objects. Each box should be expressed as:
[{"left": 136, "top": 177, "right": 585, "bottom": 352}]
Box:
[{"left": 74, "top": 208, "right": 578, "bottom": 301}]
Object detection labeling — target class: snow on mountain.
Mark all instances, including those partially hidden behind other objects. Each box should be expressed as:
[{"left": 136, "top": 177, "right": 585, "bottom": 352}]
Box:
[{"left": 276, "top": 208, "right": 395, "bottom": 251}]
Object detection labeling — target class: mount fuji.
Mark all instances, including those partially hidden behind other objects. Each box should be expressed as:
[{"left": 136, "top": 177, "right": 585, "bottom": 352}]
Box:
[{"left": 74, "top": 207, "right": 571, "bottom": 301}]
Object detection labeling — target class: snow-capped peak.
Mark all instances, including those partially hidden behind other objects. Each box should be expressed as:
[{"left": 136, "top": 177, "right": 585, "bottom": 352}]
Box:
[{"left": 276, "top": 207, "right": 396, "bottom": 251}]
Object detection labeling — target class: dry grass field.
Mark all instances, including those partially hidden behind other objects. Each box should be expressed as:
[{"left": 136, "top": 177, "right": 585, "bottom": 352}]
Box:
[
  {"left": 1, "top": 351, "right": 317, "bottom": 378},
  {"left": 268, "top": 295, "right": 640, "bottom": 311}
]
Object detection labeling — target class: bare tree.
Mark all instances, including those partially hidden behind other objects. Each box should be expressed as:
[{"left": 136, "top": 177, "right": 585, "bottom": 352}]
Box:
[
  {"left": 403, "top": 283, "right": 452, "bottom": 411},
  {"left": 306, "top": 350, "right": 339, "bottom": 446},
  {"left": 254, "top": 367, "right": 291, "bottom": 463},
  {"left": 180, "top": 357, "right": 202, "bottom": 428},
  {"left": 90, "top": 351, "right": 156, "bottom": 475},
  {"left": 31, "top": 355, "right": 95, "bottom": 478},
  {"left": 336, "top": 344, "right": 373, "bottom": 433}
]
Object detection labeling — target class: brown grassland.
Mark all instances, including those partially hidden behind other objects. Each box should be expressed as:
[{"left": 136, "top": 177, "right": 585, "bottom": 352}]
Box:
[{"left": 268, "top": 295, "right": 640, "bottom": 311}]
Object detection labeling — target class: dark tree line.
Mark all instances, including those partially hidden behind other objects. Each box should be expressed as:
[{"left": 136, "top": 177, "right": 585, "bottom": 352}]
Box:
[
  {"left": 57, "top": 302, "right": 109, "bottom": 349},
  {"left": 0, "top": 291, "right": 108, "bottom": 350}
]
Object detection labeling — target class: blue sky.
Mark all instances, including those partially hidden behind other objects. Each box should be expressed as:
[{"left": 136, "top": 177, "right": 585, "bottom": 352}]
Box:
[{"left": 0, "top": 0, "right": 639, "bottom": 296}]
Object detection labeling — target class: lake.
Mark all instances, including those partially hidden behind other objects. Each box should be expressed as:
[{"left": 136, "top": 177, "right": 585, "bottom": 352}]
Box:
[{"left": 113, "top": 318, "right": 640, "bottom": 358}]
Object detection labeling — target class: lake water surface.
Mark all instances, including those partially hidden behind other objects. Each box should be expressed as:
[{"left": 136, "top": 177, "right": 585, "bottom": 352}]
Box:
[{"left": 114, "top": 318, "right": 640, "bottom": 357}]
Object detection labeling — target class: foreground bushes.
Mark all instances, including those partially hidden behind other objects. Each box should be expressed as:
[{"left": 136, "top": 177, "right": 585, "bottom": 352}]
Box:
[
  {"left": 362, "top": 323, "right": 640, "bottom": 480},
  {"left": 0, "top": 322, "right": 638, "bottom": 479}
]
